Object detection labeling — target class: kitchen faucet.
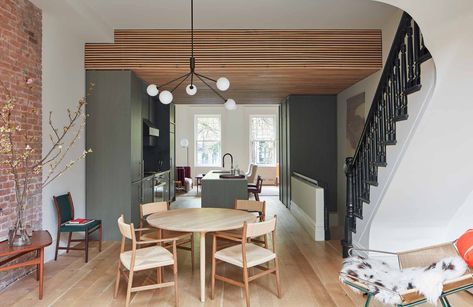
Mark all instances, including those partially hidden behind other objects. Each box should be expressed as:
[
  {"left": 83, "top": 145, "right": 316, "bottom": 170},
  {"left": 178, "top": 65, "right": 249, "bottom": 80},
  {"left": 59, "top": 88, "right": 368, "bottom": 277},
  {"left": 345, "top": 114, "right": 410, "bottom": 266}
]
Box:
[{"left": 222, "top": 153, "right": 234, "bottom": 172}]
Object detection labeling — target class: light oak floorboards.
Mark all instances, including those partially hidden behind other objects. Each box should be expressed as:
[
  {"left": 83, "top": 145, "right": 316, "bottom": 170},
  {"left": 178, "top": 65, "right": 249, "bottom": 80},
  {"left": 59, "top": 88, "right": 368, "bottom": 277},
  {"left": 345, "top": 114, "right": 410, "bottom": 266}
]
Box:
[{"left": 1, "top": 196, "right": 473, "bottom": 306}]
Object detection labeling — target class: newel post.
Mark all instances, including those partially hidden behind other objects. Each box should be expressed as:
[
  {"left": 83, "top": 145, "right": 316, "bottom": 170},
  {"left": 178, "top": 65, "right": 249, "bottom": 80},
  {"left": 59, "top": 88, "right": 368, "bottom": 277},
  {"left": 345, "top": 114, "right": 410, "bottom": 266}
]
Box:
[{"left": 342, "top": 157, "right": 354, "bottom": 258}]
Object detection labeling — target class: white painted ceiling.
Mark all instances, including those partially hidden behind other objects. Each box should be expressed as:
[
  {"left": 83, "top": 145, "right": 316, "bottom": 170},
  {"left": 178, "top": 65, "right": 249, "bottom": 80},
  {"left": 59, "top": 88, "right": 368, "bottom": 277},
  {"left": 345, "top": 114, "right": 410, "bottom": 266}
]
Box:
[{"left": 38, "top": 0, "right": 398, "bottom": 32}]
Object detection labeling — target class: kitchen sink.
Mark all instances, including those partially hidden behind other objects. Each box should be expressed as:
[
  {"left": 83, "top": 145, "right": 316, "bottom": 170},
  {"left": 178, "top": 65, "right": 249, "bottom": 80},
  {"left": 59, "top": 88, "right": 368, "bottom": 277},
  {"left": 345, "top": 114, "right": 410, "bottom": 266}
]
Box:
[{"left": 213, "top": 171, "right": 231, "bottom": 174}]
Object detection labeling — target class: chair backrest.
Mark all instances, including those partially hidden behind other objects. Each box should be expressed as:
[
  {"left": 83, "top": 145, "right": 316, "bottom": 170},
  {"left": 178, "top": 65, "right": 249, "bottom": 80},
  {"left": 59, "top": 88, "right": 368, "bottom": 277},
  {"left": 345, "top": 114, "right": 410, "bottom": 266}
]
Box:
[
  {"left": 255, "top": 175, "right": 263, "bottom": 193},
  {"left": 117, "top": 215, "right": 135, "bottom": 241},
  {"left": 398, "top": 242, "right": 464, "bottom": 270},
  {"left": 235, "top": 200, "right": 266, "bottom": 221},
  {"left": 140, "top": 201, "right": 169, "bottom": 219},
  {"left": 247, "top": 165, "right": 258, "bottom": 184},
  {"left": 53, "top": 193, "right": 74, "bottom": 225},
  {"left": 244, "top": 216, "right": 276, "bottom": 239}
]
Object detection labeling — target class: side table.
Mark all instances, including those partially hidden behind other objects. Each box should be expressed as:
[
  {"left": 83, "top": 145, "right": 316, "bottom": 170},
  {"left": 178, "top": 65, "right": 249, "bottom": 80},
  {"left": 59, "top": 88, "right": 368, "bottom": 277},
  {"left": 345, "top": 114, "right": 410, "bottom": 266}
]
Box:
[{"left": 0, "top": 230, "right": 52, "bottom": 299}]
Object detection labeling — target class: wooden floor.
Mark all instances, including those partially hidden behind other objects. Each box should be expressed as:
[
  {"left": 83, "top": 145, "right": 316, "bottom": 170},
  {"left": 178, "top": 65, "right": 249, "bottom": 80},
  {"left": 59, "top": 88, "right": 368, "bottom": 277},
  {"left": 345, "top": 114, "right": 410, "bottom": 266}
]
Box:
[{"left": 1, "top": 195, "right": 472, "bottom": 306}]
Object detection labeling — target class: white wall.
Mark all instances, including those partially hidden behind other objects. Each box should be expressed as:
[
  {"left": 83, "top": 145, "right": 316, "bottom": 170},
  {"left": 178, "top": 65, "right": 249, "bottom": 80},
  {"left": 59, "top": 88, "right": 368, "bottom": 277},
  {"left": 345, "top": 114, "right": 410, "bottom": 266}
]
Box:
[
  {"left": 34, "top": 0, "right": 113, "bottom": 262},
  {"left": 366, "top": 0, "right": 473, "bottom": 252},
  {"left": 175, "top": 104, "right": 279, "bottom": 184},
  {"left": 336, "top": 9, "right": 402, "bottom": 224}
]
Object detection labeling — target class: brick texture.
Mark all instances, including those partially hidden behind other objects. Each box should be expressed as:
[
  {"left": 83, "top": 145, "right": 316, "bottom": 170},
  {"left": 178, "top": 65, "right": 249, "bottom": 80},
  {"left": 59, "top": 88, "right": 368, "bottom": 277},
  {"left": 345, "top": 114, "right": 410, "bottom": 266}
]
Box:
[{"left": 0, "top": 0, "right": 42, "bottom": 290}]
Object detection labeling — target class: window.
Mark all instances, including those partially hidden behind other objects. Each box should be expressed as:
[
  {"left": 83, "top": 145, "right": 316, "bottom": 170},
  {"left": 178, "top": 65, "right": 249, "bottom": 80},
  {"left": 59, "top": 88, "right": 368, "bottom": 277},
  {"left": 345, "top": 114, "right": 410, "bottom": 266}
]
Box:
[
  {"left": 250, "top": 115, "right": 277, "bottom": 165},
  {"left": 195, "top": 115, "right": 221, "bottom": 166}
]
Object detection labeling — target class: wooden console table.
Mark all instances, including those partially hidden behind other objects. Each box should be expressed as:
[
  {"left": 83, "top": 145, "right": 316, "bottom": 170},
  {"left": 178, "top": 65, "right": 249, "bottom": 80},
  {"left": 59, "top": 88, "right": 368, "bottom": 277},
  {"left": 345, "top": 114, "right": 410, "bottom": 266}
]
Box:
[{"left": 0, "top": 230, "right": 52, "bottom": 299}]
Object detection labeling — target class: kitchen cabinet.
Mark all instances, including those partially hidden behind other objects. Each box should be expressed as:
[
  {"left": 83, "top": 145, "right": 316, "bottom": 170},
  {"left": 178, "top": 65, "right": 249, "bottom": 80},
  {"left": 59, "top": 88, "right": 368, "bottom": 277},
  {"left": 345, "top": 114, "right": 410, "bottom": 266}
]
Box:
[
  {"left": 169, "top": 104, "right": 176, "bottom": 201},
  {"left": 86, "top": 70, "right": 146, "bottom": 240}
]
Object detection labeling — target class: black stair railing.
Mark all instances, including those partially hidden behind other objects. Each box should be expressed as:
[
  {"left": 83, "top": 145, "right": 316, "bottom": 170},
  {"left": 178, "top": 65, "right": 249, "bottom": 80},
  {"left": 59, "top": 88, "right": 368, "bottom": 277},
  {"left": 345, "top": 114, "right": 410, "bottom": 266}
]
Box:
[{"left": 342, "top": 13, "right": 432, "bottom": 257}]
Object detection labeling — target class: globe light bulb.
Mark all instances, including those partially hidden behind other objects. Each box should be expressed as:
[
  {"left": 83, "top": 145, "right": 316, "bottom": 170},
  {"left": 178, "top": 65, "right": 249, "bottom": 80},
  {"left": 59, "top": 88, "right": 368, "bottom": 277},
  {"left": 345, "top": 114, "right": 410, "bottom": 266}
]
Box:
[
  {"left": 216, "top": 77, "right": 230, "bottom": 91},
  {"left": 180, "top": 138, "right": 189, "bottom": 147},
  {"left": 224, "top": 98, "right": 236, "bottom": 110},
  {"left": 146, "top": 84, "right": 159, "bottom": 96},
  {"left": 186, "top": 84, "right": 197, "bottom": 96},
  {"left": 159, "top": 90, "right": 173, "bottom": 104}
]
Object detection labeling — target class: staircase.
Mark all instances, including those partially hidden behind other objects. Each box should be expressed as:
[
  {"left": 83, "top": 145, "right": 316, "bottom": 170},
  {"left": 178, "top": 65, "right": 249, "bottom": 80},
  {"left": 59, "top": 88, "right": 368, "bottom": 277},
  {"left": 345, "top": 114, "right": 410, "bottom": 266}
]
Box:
[{"left": 342, "top": 13, "right": 432, "bottom": 257}]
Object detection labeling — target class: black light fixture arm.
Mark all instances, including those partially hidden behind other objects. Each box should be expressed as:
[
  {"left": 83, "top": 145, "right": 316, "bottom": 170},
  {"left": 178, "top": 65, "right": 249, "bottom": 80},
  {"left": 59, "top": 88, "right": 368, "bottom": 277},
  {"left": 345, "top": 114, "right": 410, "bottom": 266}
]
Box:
[
  {"left": 195, "top": 72, "right": 217, "bottom": 83},
  {"left": 160, "top": 72, "right": 190, "bottom": 88},
  {"left": 196, "top": 74, "right": 227, "bottom": 102},
  {"left": 171, "top": 72, "right": 191, "bottom": 93}
]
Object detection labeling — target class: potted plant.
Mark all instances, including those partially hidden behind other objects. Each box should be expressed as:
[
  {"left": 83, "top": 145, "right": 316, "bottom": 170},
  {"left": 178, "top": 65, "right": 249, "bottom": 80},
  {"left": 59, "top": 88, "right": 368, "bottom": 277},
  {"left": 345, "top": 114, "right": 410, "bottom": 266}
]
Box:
[{"left": 0, "top": 79, "right": 92, "bottom": 246}]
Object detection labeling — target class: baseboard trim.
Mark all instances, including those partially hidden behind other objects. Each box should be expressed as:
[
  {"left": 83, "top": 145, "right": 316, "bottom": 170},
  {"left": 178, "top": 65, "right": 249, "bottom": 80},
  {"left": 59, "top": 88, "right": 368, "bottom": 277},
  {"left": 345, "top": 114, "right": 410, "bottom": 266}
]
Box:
[{"left": 290, "top": 200, "right": 325, "bottom": 241}]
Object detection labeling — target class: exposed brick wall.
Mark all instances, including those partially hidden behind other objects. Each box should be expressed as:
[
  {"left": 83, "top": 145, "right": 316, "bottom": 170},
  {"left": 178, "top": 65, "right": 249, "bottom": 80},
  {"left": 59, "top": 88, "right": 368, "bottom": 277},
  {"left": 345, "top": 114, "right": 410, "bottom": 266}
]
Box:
[{"left": 0, "top": 0, "right": 42, "bottom": 290}]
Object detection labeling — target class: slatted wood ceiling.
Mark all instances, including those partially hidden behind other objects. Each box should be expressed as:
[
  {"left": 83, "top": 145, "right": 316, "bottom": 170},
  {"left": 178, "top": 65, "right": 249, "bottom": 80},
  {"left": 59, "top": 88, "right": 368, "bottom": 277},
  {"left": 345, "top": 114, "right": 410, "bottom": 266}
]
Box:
[{"left": 85, "top": 29, "right": 382, "bottom": 104}]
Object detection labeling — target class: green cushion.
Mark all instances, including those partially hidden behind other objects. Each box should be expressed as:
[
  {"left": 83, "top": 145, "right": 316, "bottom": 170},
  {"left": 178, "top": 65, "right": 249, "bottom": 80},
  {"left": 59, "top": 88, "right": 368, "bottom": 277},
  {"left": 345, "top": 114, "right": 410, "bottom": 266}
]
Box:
[
  {"left": 55, "top": 194, "right": 73, "bottom": 224},
  {"left": 60, "top": 219, "right": 101, "bottom": 232}
]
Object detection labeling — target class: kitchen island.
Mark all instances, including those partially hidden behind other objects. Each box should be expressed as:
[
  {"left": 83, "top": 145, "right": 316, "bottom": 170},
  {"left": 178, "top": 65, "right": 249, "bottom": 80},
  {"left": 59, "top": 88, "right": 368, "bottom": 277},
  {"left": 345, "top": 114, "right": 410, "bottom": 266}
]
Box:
[{"left": 201, "top": 170, "right": 248, "bottom": 208}]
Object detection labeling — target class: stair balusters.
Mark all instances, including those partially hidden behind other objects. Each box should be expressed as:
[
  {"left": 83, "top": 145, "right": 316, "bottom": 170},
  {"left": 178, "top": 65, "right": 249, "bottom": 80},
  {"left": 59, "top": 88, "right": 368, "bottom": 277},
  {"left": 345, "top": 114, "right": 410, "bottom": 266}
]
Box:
[{"left": 342, "top": 13, "right": 432, "bottom": 257}]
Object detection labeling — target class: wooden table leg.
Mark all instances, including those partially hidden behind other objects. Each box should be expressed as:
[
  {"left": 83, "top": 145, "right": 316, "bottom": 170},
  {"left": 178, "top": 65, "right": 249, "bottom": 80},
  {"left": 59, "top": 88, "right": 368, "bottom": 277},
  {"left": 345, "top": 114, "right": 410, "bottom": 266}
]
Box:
[
  {"left": 39, "top": 247, "right": 44, "bottom": 299},
  {"left": 36, "top": 249, "right": 40, "bottom": 281},
  {"left": 200, "top": 231, "right": 206, "bottom": 302}
]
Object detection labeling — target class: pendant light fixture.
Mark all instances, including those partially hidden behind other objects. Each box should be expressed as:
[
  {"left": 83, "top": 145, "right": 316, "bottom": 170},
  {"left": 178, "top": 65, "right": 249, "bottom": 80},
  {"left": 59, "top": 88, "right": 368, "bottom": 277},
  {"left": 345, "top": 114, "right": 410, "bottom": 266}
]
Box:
[{"left": 147, "top": 0, "right": 236, "bottom": 109}]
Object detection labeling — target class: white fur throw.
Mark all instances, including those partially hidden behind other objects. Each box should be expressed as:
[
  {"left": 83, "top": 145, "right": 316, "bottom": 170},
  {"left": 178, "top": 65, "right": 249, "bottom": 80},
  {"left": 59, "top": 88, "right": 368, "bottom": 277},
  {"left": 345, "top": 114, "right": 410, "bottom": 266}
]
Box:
[{"left": 340, "top": 255, "right": 467, "bottom": 305}]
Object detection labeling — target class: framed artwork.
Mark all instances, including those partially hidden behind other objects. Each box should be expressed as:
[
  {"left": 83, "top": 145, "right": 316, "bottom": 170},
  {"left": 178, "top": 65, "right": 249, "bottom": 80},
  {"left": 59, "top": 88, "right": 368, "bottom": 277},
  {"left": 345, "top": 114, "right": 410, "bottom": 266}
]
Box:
[{"left": 346, "top": 92, "right": 365, "bottom": 155}]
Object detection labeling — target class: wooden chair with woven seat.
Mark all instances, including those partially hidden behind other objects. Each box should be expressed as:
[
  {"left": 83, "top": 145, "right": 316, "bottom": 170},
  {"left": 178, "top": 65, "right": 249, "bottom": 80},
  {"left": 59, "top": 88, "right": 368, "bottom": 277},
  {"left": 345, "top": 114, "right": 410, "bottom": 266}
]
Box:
[
  {"left": 218, "top": 199, "right": 267, "bottom": 248},
  {"left": 248, "top": 175, "right": 263, "bottom": 201},
  {"left": 114, "top": 215, "right": 179, "bottom": 307},
  {"left": 211, "top": 216, "right": 281, "bottom": 307},
  {"left": 139, "top": 202, "right": 195, "bottom": 270},
  {"left": 341, "top": 242, "right": 473, "bottom": 307},
  {"left": 53, "top": 192, "right": 102, "bottom": 263}
]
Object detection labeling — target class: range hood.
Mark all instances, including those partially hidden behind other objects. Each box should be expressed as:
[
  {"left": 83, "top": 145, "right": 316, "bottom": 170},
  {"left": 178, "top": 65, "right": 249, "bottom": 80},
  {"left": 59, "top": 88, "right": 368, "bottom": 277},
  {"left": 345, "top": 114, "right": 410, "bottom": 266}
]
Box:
[{"left": 143, "top": 119, "right": 159, "bottom": 147}]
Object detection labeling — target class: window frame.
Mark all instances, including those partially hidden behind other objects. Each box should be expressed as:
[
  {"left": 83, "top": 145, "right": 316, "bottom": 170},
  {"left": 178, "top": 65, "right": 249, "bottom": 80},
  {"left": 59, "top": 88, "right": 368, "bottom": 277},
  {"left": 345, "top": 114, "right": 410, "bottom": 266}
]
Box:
[
  {"left": 194, "top": 114, "right": 222, "bottom": 167},
  {"left": 249, "top": 114, "right": 277, "bottom": 166}
]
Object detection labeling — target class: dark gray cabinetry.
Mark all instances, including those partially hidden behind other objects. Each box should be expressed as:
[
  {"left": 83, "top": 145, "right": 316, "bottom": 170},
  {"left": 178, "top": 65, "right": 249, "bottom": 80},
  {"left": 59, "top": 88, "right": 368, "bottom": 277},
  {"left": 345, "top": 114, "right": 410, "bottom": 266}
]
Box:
[
  {"left": 169, "top": 104, "right": 176, "bottom": 201},
  {"left": 279, "top": 99, "right": 291, "bottom": 207},
  {"left": 278, "top": 95, "right": 337, "bottom": 212},
  {"left": 86, "top": 71, "right": 145, "bottom": 240}
]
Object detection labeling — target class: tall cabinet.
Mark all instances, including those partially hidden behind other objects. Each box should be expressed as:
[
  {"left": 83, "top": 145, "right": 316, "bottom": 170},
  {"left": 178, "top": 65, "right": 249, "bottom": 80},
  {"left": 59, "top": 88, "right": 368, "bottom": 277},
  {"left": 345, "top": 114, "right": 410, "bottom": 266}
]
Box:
[
  {"left": 86, "top": 70, "right": 146, "bottom": 240},
  {"left": 278, "top": 95, "right": 337, "bottom": 212}
]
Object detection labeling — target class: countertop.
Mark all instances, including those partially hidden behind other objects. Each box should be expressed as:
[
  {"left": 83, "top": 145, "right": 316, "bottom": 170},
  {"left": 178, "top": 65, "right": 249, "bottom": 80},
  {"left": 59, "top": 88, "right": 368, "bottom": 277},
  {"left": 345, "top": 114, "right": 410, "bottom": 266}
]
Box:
[{"left": 203, "top": 170, "right": 247, "bottom": 181}]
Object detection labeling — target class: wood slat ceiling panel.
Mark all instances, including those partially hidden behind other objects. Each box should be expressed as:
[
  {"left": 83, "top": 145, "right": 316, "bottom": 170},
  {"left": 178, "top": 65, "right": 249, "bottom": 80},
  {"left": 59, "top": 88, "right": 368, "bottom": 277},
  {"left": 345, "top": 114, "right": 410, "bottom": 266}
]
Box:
[{"left": 85, "top": 29, "right": 382, "bottom": 104}]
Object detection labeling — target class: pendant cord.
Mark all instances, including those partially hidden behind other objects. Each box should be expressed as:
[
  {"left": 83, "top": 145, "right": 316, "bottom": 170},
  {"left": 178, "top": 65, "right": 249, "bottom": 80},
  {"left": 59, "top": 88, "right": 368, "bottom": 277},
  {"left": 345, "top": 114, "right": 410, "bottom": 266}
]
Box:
[{"left": 191, "top": 0, "right": 194, "bottom": 60}]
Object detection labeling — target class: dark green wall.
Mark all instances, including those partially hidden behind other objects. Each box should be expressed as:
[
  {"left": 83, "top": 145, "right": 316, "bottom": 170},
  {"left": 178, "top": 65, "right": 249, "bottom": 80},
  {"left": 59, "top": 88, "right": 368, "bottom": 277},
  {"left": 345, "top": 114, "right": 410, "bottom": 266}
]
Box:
[{"left": 280, "top": 94, "right": 337, "bottom": 212}]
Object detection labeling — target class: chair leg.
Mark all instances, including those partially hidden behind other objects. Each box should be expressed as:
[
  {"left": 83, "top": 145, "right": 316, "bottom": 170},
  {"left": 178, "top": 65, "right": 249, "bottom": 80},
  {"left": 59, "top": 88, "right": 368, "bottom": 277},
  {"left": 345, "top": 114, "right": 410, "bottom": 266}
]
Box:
[
  {"left": 114, "top": 262, "right": 121, "bottom": 298},
  {"left": 440, "top": 297, "right": 451, "bottom": 307},
  {"left": 243, "top": 267, "right": 251, "bottom": 307},
  {"left": 254, "top": 192, "right": 260, "bottom": 201},
  {"left": 173, "top": 263, "right": 179, "bottom": 306},
  {"left": 211, "top": 235, "right": 217, "bottom": 299},
  {"left": 66, "top": 232, "right": 72, "bottom": 253},
  {"left": 364, "top": 293, "right": 372, "bottom": 307},
  {"left": 98, "top": 225, "right": 103, "bottom": 252},
  {"left": 54, "top": 230, "right": 60, "bottom": 261},
  {"left": 125, "top": 269, "right": 134, "bottom": 307},
  {"left": 85, "top": 231, "right": 89, "bottom": 263},
  {"left": 191, "top": 233, "right": 195, "bottom": 271},
  {"left": 274, "top": 257, "right": 281, "bottom": 298}
]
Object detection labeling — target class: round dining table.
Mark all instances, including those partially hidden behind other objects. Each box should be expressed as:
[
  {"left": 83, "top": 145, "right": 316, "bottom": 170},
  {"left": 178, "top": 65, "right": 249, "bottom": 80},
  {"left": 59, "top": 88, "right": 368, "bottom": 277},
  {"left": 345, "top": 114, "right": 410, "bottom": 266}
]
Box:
[{"left": 147, "top": 208, "right": 256, "bottom": 302}]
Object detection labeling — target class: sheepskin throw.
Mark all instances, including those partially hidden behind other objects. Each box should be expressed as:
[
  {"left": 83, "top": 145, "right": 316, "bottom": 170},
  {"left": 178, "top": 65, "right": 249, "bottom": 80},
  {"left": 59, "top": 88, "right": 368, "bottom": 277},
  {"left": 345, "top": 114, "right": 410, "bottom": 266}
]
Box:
[{"left": 340, "top": 255, "right": 467, "bottom": 305}]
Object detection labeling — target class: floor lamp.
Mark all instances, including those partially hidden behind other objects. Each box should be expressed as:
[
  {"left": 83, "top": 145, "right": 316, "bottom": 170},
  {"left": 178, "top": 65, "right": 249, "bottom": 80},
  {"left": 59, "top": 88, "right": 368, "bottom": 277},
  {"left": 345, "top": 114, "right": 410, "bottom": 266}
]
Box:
[{"left": 180, "top": 138, "right": 189, "bottom": 166}]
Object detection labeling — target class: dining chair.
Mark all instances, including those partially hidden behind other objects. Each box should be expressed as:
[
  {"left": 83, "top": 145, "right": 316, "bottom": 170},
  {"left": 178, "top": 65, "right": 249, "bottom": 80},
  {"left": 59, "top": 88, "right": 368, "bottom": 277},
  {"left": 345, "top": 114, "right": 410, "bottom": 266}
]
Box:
[
  {"left": 114, "top": 215, "right": 179, "bottom": 307},
  {"left": 218, "top": 200, "right": 268, "bottom": 248},
  {"left": 211, "top": 216, "right": 281, "bottom": 307},
  {"left": 246, "top": 164, "right": 258, "bottom": 184},
  {"left": 53, "top": 192, "right": 102, "bottom": 263},
  {"left": 139, "top": 202, "right": 195, "bottom": 270},
  {"left": 248, "top": 175, "right": 263, "bottom": 201}
]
